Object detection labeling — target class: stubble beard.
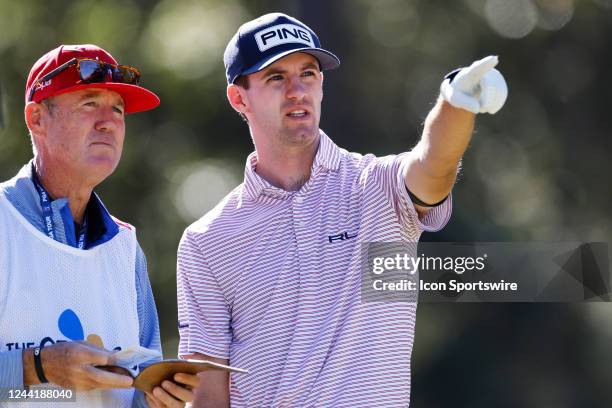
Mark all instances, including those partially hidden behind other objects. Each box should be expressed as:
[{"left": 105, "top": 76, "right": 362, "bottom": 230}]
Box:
[{"left": 278, "top": 120, "right": 319, "bottom": 148}]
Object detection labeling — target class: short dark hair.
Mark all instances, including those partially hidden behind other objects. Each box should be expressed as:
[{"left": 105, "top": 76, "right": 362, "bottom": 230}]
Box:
[{"left": 234, "top": 75, "right": 250, "bottom": 90}]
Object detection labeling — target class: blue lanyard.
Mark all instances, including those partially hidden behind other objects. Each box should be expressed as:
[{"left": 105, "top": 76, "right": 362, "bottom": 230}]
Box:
[
  {"left": 31, "top": 171, "right": 88, "bottom": 249},
  {"left": 76, "top": 220, "right": 87, "bottom": 249}
]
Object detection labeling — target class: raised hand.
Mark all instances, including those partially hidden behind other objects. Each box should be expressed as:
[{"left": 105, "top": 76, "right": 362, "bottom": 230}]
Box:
[{"left": 440, "top": 55, "right": 508, "bottom": 114}]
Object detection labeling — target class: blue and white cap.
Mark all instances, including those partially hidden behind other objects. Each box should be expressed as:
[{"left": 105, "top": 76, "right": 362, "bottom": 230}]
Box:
[{"left": 224, "top": 13, "right": 341, "bottom": 84}]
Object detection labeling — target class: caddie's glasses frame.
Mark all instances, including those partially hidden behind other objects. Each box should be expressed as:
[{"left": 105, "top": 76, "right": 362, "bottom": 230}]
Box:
[{"left": 28, "top": 58, "right": 141, "bottom": 102}]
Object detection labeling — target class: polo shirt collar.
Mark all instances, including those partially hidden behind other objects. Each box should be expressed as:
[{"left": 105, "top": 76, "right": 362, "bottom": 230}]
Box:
[{"left": 243, "top": 130, "right": 341, "bottom": 201}]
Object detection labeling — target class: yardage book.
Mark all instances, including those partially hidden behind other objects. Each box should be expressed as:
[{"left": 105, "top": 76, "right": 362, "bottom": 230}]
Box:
[
  {"left": 98, "top": 346, "right": 247, "bottom": 393},
  {"left": 101, "top": 359, "right": 248, "bottom": 393}
]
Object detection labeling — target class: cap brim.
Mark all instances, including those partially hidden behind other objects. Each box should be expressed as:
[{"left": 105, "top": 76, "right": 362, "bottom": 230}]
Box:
[
  {"left": 50, "top": 83, "right": 160, "bottom": 114},
  {"left": 238, "top": 47, "right": 340, "bottom": 80}
]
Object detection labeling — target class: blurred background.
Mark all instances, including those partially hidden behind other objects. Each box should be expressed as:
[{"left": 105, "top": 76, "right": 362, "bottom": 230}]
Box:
[{"left": 1, "top": 0, "right": 611, "bottom": 406}]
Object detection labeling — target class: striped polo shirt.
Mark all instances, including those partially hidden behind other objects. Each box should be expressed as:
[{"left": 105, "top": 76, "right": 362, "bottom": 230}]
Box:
[{"left": 177, "top": 130, "right": 452, "bottom": 407}]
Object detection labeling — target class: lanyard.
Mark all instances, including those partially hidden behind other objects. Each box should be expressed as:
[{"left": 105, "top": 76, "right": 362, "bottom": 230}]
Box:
[{"left": 31, "top": 171, "right": 88, "bottom": 249}]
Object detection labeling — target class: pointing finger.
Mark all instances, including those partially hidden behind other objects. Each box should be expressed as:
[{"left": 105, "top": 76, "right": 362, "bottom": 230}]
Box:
[{"left": 461, "top": 55, "right": 499, "bottom": 83}]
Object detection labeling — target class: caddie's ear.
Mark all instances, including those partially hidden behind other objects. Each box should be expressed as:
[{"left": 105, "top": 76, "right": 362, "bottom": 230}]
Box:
[
  {"left": 227, "top": 84, "right": 248, "bottom": 115},
  {"left": 24, "top": 101, "right": 49, "bottom": 139}
]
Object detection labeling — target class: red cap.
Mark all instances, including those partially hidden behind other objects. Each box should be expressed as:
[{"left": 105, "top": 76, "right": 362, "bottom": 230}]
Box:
[{"left": 25, "top": 44, "right": 160, "bottom": 114}]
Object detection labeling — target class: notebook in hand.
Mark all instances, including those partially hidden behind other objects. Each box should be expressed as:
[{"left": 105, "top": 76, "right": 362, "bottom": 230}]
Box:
[
  {"left": 101, "top": 359, "right": 247, "bottom": 393},
  {"left": 98, "top": 345, "right": 247, "bottom": 393}
]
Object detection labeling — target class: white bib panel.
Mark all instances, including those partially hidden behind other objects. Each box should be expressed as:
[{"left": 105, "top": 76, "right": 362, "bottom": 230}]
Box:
[{"left": 0, "top": 195, "right": 140, "bottom": 407}]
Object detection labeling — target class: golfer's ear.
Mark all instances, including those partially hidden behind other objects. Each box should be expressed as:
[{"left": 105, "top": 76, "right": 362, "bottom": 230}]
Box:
[
  {"left": 320, "top": 71, "right": 324, "bottom": 101},
  {"left": 227, "top": 84, "right": 248, "bottom": 115}
]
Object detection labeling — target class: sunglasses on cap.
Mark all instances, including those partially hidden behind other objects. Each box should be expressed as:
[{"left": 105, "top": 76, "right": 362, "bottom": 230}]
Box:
[{"left": 28, "top": 58, "right": 141, "bottom": 102}]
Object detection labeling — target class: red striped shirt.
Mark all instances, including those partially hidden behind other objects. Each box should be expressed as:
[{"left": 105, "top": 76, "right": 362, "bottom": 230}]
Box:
[{"left": 177, "top": 131, "right": 452, "bottom": 407}]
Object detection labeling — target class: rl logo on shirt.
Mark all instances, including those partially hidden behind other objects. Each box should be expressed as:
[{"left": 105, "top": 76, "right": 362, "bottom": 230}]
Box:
[
  {"left": 328, "top": 231, "right": 357, "bottom": 243},
  {"left": 255, "top": 24, "right": 314, "bottom": 52}
]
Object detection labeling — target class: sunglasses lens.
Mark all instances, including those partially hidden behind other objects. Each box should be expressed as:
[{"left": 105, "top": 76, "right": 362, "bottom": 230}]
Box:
[
  {"left": 78, "top": 60, "right": 107, "bottom": 83},
  {"left": 112, "top": 66, "right": 140, "bottom": 85},
  {"left": 75, "top": 60, "right": 141, "bottom": 85}
]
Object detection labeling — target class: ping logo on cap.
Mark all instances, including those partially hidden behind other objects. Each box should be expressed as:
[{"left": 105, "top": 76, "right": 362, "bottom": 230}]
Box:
[{"left": 255, "top": 24, "right": 314, "bottom": 52}]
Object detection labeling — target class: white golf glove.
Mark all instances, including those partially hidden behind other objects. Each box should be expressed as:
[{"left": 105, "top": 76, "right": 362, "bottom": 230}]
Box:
[{"left": 440, "top": 55, "right": 508, "bottom": 114}]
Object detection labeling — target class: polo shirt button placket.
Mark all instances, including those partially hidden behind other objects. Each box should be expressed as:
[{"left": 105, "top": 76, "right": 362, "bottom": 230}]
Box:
[{"left": 293, "top": 195, "right": 307, "bottom": 227}]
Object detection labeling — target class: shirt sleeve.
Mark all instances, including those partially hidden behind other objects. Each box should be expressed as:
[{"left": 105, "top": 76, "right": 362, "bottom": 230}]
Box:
[
  {"left": 134, "top": 244, "right": 162, "bottom": 361},
  {"left": 176, "top": 229, "right": 232, "bottom": 360},
  {"left": 361, "top": 152, "right": 453, "bottom": 233},
  {"left": 0, "top": 349, "right": 25, "bottom": 389},
  {"left": 131, "top": 389, "right": 149, "bottom": 408},
  {"left": 131, "top": 244, "right": 161, "bottom": 408}
]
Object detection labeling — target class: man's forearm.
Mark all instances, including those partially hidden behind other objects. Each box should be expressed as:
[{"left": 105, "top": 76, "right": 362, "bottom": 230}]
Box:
[
  {"left": 404, "top": 56, "right": 507, "bottom": 207},
  {"left": 21, "top": 348, "right": 40, "bottom": 387},
  {"left": 419, "top": 97, "right": 475, "bottom": 177},
  {"left": 404, "top": 97, "right": 475, "bottom": 204}
]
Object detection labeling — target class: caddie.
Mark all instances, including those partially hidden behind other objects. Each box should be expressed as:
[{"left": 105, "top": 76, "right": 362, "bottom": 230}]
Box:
[
  {"left": 177, "top": 12, "right": 508, "bottom": 407},
  {"left": 0, "top": 44, "right": 197, "bottom": 408}
]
